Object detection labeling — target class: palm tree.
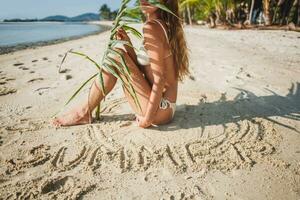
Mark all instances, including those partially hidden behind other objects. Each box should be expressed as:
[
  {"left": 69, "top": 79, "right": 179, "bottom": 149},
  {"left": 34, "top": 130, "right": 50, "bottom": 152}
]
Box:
[
  {"left": 180, "top": 0, "right": 198, "bottom": 24},
  {"left": 99, "top": 4, "right": 112, "bottom": 20},
  {"left": 180, "top": 0, "right": 217, "bottom": 26}
]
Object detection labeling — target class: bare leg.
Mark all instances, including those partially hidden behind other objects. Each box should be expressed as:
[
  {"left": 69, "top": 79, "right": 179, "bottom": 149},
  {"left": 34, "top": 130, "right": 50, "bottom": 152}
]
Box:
[
  {"left": 52, "top": 48, "right": 171, "bottom": 127},
  {"left": 114, "top": 48, "right": 173, "bottom": 125},
  {"left": 52, "top": 70, "right": 117, "bottom": 126}
]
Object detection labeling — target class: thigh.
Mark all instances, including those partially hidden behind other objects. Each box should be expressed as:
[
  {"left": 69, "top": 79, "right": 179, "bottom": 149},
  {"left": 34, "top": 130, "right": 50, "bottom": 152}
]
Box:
[
  {"left": 112, "top": 48, "right": 151, "bottom": 116},
  {"left": 111, "top": 48, "right": 173, "bottom": 123}
]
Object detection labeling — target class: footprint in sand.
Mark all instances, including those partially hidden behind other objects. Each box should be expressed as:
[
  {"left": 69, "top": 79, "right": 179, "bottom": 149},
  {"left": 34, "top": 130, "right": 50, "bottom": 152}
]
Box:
[
  {"left": 0, "top": 87, "right": 17, "bottom": 96},
  {"left": 13, "top": 62, "right": 24, "bottom": 67},
  {"left": 28, "top": 78, "right": 44, "bottom": 83},
  {"left": 19, "top": 66, "right": 29, "bottom": 70},
  {"left": 5, "top": 78, "right": 16, "bottom": 81},
  {"left": 189, "top": 75, "right": 196, "bottom": 81},
  {"left": 59, "top": 69, "right": 71, "bottom": 74},
  {"left": 64, "top": 75, "right": 72, "bottom": 80},
  {"left": 29, "top": 71, "right": 35, "bottom": 74},
  {"left": 40, "top": 176, "right": 75, "bottom": 194},
  {"left": 0, "top": 74, "right": 16, "bottom": 84},
  {"left": 34, "top": 87, "right": 51, "bottom": 95}
]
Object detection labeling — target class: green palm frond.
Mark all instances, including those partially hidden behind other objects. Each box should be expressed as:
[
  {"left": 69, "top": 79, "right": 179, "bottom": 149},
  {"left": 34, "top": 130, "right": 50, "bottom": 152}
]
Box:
[
  {"left": 51, "top": 73, "right": 98, "bottom": 118},
  {"left": 123, "top": 25, "right": 143, "bottom": 39}
]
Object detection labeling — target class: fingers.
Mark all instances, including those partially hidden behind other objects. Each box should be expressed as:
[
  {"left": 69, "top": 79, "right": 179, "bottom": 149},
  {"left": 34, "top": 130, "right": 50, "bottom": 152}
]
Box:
[
  {"left": 116, "top": 29, "right": 128, "bottom": 40},
  {"left": 118, "top": 28, "right": 126, "bottom": 33},
  {"left": 115, "top": 31, "right": 122, "bottom": 40},
  {"left": 116, "top": 32, "right": 125, "bottom": 40}
]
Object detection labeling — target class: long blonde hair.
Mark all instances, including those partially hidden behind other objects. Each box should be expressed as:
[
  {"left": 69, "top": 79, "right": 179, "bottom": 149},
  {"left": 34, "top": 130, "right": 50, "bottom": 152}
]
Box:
[{"left": 159, "top": 0, "right": 190, "bottom": 81}]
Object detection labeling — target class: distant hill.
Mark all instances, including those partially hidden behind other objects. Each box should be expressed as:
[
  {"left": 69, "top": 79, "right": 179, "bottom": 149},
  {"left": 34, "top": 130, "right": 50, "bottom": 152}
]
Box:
[
  {"left": 3, "top": 13, "right": 100, "bottom": 22},
  {"left": 41, "top": 13, "right": 100, "bottom": 22},
  {"left": 41, "top": 15, "right": 70, "bottom": 22},
  {"left": 69, "top": 13, "right": 100, "bottom": 21}
]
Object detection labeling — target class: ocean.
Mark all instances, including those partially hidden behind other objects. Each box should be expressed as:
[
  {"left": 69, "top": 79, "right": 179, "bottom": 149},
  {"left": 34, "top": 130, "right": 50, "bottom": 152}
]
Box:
[{"left": 0, "top": 22, "right": 105, "bottom": 47}]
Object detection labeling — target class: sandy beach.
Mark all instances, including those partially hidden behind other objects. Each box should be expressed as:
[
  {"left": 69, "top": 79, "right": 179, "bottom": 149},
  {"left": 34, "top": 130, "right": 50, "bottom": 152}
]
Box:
[{"left": 0, "top": 25, "right": 299, "bottom": 199}]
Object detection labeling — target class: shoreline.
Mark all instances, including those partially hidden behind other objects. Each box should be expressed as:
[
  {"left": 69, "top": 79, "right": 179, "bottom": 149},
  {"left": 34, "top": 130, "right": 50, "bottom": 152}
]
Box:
[
  {"left": 0, "top": 21, "right": 113, "bottom": 55},
  {"left": 1, "top": 21, "right": 298, "bottom": 55}
]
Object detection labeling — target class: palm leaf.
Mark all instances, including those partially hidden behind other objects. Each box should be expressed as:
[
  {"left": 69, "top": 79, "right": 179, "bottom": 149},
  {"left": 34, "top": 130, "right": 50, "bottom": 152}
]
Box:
[
  {"left": 148, "top": 0, "right": 180, "bottom": 19},
  {"left": 58, "top": 49, "right": 72, "bottom": 73},
  {"left": 69, "top": 51, "right": 101, "bottom": 70},
  {"left": 106, "top": 48, "right": 132, "bottom": 78},
  {"left": 105, "top": 56, "right": 126, "bottom": 75},
  {"left": 98, "top": 70, "right": 106, "bottom": 95},
  {"left": 64, "top": 73, "right": 98, "bottom": 107},
  {"left": 120, "top": 16, "right": 142, "bottom": 23},
  {"left": 109, "top": 39, "right": 138, "bottom": 51},
  {"left": 123, "top": 25, "right": 143, "bottom": 39},
  {"left": 102, "top": 62, "right": 124, "bottom": 82},
  {"left": 124, "top": 6, "right": 142, "bottom": 19}
]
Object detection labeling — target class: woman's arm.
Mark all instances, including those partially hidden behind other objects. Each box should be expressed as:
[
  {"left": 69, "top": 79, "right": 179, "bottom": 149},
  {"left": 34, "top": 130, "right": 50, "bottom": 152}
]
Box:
[
  {"left": 116, "top": 29, "right": 138, "bottom": 64},
  {"left": 139, "top": 21, "right": 168, "bottom": 127}
]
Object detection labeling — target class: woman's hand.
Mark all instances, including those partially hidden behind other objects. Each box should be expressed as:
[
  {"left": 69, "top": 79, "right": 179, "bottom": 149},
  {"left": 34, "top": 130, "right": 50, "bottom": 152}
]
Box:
[
  {"left": 115, "top": 28, "right": 138, "bottom": 64},
  {"left": 135, "top": 115, "right": 152, "bottom": 128},
  {"left": 116, "top": 28, "right": 131, "bottom": 43}
]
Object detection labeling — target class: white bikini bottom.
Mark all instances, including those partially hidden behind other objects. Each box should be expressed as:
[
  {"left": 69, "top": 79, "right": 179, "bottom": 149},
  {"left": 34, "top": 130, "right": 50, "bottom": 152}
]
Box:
[
  {"left": 135, "top": 98, "right": 176, "bottom": 127},
  {"left": 150, "top": 98, "right": 176, "bottom": 127},
  {"left": 159, "top": 98, "right": 176, "bottom": 119}
]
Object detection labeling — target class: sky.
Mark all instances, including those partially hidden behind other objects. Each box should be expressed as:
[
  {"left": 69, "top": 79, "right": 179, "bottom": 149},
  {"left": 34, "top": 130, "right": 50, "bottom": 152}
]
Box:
[{"left": 0, "top": 0, "right": 135, "bottom": 20}]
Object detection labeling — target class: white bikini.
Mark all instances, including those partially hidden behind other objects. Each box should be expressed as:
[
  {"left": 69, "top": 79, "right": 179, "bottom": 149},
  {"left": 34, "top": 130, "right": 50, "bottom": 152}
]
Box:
[{"left": 136, "top": 19, "right": 176, "bottom": 120}]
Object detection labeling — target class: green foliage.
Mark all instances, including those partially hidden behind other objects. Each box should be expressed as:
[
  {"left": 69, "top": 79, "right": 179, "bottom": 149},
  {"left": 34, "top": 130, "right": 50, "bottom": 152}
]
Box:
[
  {"left": 99, "top": 4, "right": 111, "bottom": 20},
  {"left": 180, "top": 0, "right": 300, "bottom": 26},
  {"left": 110, "top": 9, "right": 119, "bottom": 20},
  {"left": 99, "top": 4, "right": 120, "bottom": 20}
]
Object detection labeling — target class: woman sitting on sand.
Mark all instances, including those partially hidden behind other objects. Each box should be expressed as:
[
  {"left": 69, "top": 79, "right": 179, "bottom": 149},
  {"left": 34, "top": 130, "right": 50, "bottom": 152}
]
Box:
[{"left": 52, "top": 0, "right": 189, "bottom": 128}]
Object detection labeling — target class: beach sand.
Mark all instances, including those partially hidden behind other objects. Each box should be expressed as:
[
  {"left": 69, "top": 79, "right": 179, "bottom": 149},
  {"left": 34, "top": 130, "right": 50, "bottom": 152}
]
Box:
[{"left": 0, "top": 25, "right": 299, "bottom": 199}]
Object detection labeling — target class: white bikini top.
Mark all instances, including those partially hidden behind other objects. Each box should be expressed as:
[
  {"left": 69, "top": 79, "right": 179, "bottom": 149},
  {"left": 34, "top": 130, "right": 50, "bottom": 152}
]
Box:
[{"left": 136, "top": 19, "right": 172, "bottom": 66}]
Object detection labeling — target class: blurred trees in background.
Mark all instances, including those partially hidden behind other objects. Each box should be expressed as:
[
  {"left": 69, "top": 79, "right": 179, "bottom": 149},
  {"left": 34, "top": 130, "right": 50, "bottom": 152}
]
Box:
[
  {"left": 179, "top": 0, "right": 300, "bottom": 27},
  {"left": 99, "top": 1, "right": 299, "bottom": 28},
  {"left": 99, "top": 4, "right": 118, "bottom": 20}
]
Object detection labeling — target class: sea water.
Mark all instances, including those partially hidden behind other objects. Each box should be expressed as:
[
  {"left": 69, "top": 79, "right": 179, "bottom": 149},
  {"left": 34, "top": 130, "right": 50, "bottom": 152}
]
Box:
[{"left": 0, "top": 22, "right": 103, "bottom": 47}]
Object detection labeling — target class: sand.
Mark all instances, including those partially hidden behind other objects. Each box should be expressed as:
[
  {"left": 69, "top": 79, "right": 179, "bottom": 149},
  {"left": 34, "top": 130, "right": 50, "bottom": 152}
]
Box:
[{"left": 0, "top": 25, "right": 300, "bottom": 199}]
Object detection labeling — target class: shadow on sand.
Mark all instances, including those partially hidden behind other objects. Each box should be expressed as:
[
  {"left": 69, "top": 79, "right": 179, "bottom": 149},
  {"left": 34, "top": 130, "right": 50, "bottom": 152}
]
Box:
[{"left": 100, "top": 82, "right": 300, "bottom": 133}]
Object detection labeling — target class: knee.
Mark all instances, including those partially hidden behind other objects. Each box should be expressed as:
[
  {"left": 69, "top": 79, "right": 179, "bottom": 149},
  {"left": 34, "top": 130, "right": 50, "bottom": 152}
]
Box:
[
  {"left": 114, "top": 47, "right": 126, "bottom": 55},
  {"left": 103, "top": 48, "right": 126, "bottom": 73},
  {"left": 110, "top": 47, "right": 132, "bottom": 67},
  {"left": 111, "top": 47, "right": 129, "bottom": 61}
]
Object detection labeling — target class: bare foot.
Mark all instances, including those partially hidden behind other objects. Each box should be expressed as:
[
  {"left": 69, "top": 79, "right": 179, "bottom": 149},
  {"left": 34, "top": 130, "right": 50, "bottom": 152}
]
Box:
[{"left": 52, "top": 106, "right": 92, "bottom": 127}]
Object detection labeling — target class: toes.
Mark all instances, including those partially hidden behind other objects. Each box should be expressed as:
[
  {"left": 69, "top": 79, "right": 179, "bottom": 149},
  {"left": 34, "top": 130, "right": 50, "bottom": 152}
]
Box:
[{"left": 52, "top": 118, "right": 62, "bottom": 127}]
